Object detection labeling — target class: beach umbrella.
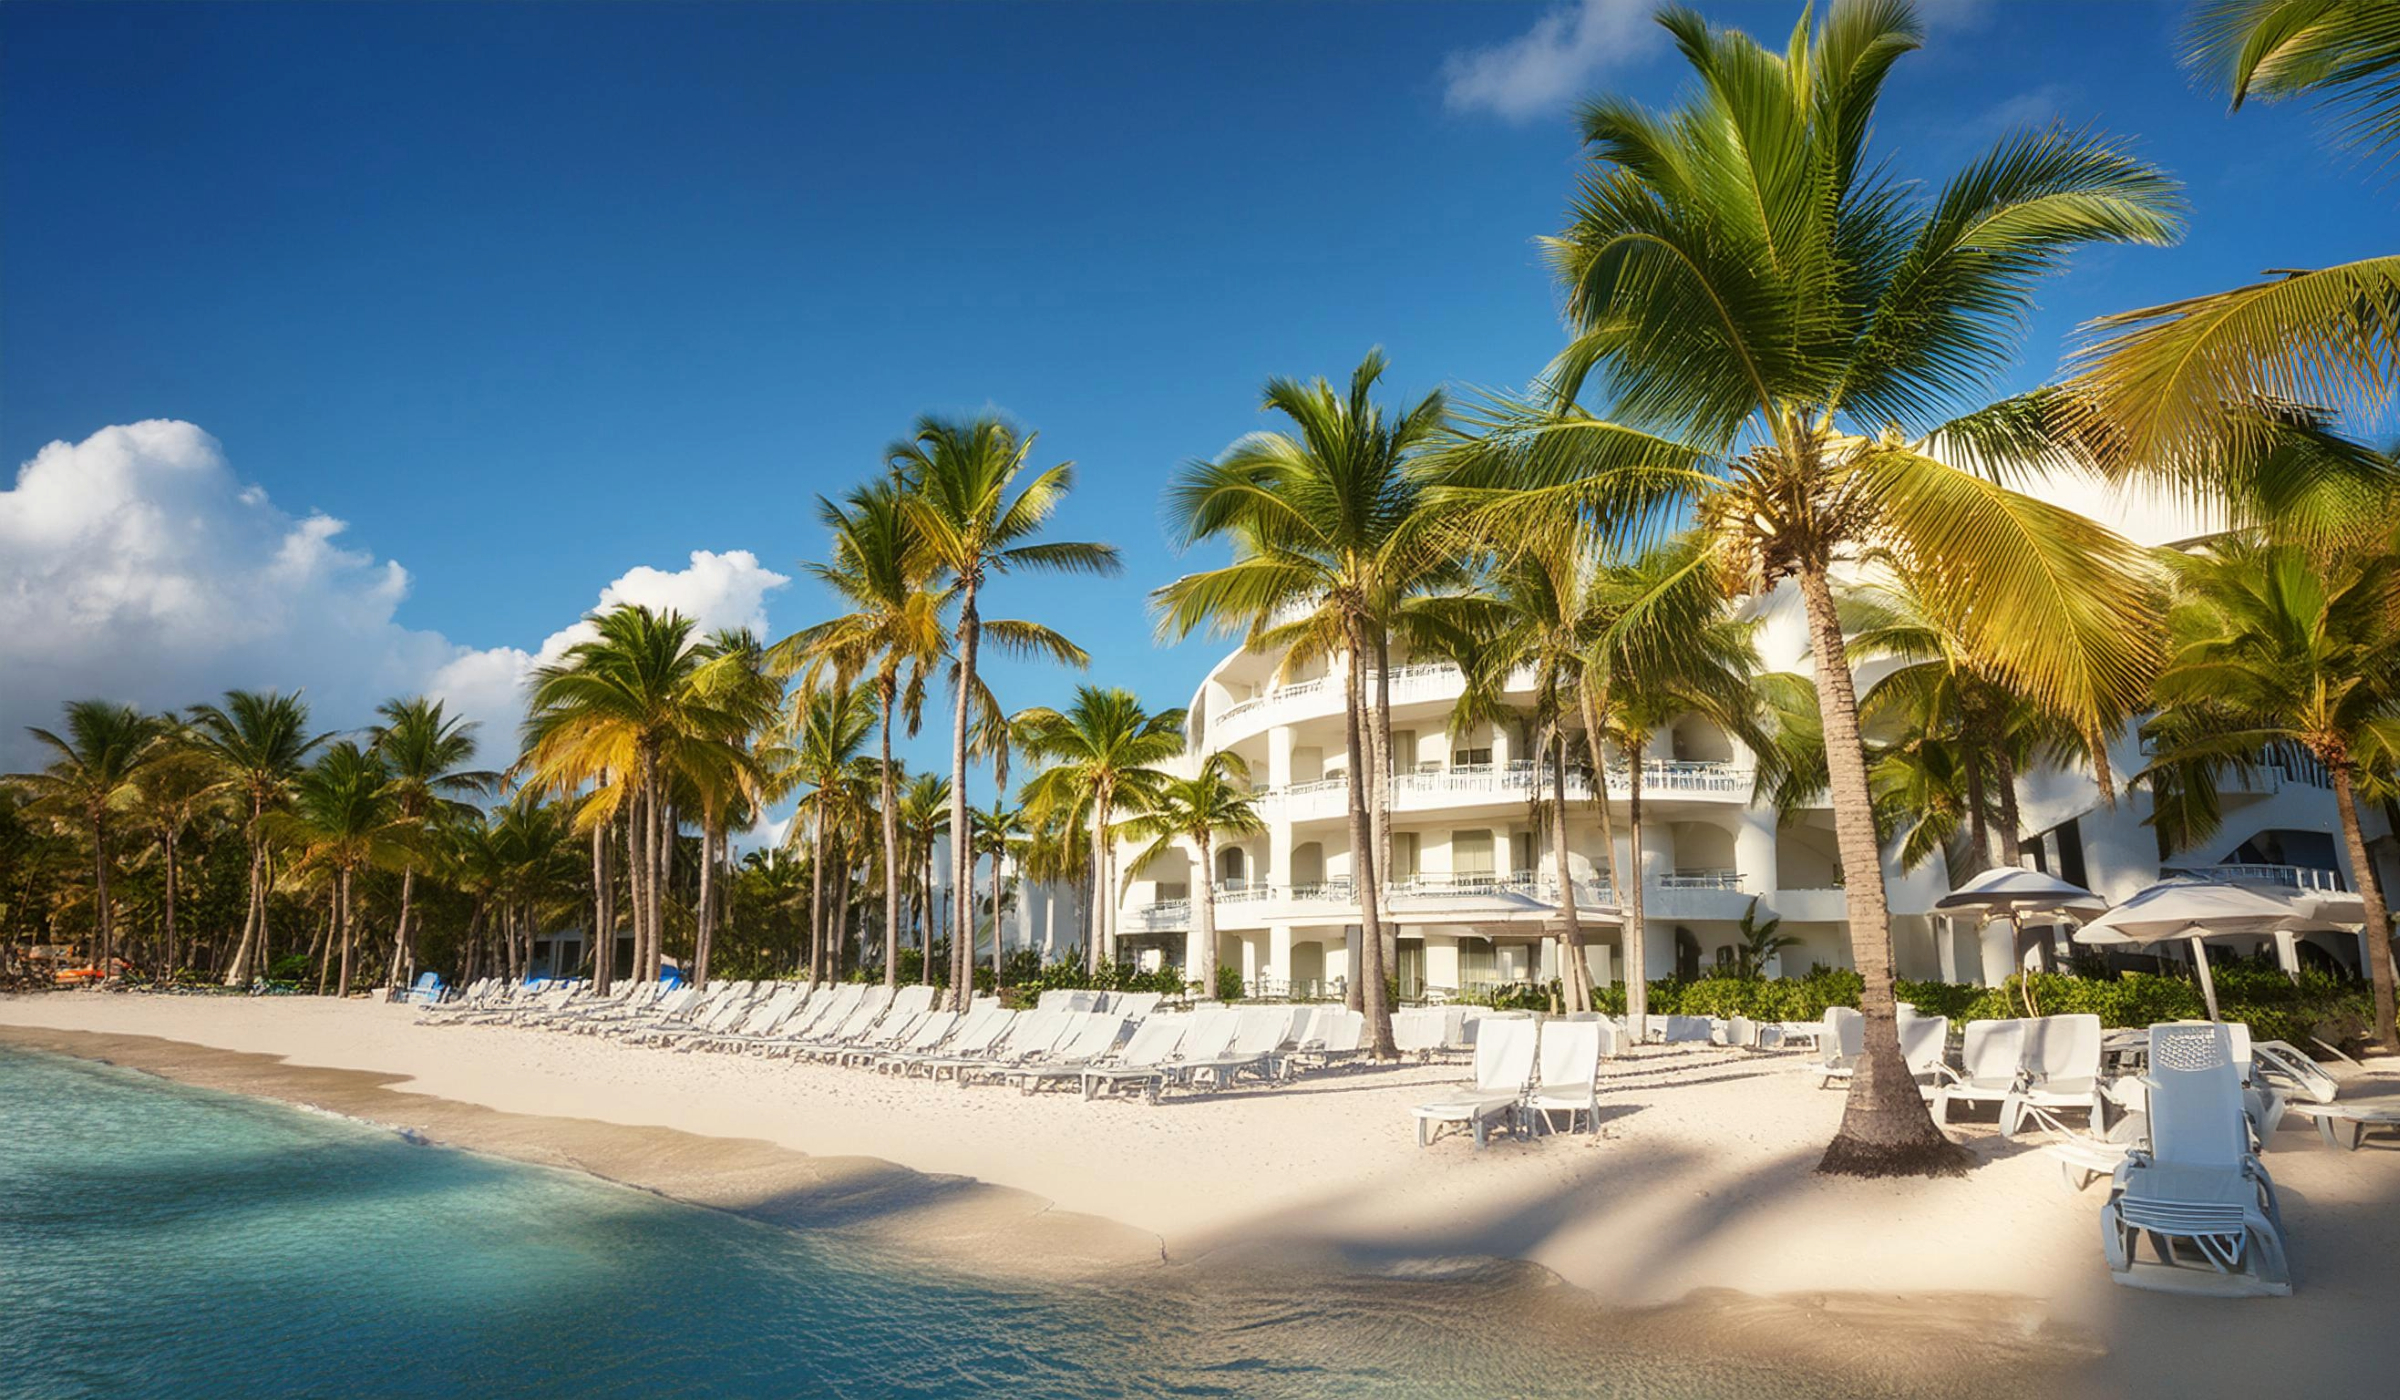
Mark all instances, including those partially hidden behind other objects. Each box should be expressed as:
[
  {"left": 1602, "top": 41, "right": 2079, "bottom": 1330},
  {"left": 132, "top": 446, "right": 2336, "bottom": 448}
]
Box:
[
  {"left": 2073, "top": 880, "right": 2341, "bottom": 1019},
  {"left": 1934, "top": 867, "right": 2108, "bottom": 986}
]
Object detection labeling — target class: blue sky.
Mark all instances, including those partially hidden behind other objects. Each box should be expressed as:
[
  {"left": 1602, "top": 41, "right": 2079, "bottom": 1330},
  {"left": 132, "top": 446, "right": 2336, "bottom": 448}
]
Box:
[{"left": 2, "top": 0, "right": 2390, "bottom": 787}]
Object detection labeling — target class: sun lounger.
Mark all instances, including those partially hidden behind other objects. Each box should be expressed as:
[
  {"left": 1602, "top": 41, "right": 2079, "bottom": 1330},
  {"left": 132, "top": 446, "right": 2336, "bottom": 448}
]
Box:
[
  {"left": 2005, "top": 1014, "right": 2103, "bottom": 1136},
  {"left": 1523, "top": 1018, "right": 1609, "bottom": 1135},
  {"left": 1280, "top": 1007, "right": 1367, "bottom": 1075},
  {"left": 951, "top": 1010, "right": 1078, "bottom": 1085},
  {"left": 680, "top": 985, "right": 810, "bottom": 1052},
  {"left": 2101, "top": 1022, "right": 2290, "bottom": 1296},
  {"left": 1410, "top": 1017, "right": 1539, "bottom": 1148},
  {"left": 856, "top": 1009, "right": 961, "bottom": 1071},
  {"left": 1104, "top": 991, "right": 1164, "bottom": 1019},
  {"left": 1160, "top": 1006, "right": 1303, "bottom": 1093},
  {"left": 793, "top": 985, "right": 899, "bottom": 1059},
  {"left": 999, "top": 1014, "right": 1132, "bottom": 1093},
  {"left": 1807, "top": 1007, "right": 1865, "bottom": 1085},
  {"left": 1931, "top": 1017, "right": 2027, "bottom": 1124},
  {"left": 897, "top": 1007, "right": 1019, "bottom": 1078},
  {"left": 1078, "top": 1016, "right": 1192, "bottom": 1100},
  {"left": 761, "top": 984, "right": 867, "bottom": 1057},
  {"left": 831, "top": 986, "right": 939, "bottom": 1064}
]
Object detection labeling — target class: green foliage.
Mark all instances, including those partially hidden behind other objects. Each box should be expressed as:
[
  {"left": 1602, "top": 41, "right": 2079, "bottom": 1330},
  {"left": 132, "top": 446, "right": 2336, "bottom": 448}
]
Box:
[
  {"left": 1004, "top": 955, "right": 1186, "bottom": 1006},
  {"left": 1214, "top": 963, "right": 1245, "bottom": 1003},
  {"left": 1587, "top": 959, "right": 2376, "bottom": 1051}
]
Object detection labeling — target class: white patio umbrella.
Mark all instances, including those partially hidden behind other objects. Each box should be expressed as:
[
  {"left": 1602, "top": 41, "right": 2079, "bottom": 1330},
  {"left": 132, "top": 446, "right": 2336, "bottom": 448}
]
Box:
[
  {"left": 2072, "top": 880, "right": 2341, "bottom": 1019},
  {"left": 1933, "top": 867, "right": 2108, "bottom": 986}
]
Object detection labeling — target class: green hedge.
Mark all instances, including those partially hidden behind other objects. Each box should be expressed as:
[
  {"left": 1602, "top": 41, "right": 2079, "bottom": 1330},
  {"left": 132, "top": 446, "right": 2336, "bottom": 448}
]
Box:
[{"left": 1580, "top": 961, "right": 2375, "bottom": 1052}]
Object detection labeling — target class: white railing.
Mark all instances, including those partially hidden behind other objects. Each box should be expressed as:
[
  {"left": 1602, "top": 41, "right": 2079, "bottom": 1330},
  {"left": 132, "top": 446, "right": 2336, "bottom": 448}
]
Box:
[
  {"left": 1255, "top": 758, "right": 1752, "bottom": 810},
  {"left": 2165, "top": 862, "right": 2347, "bottom": 893},
  {"left": 1657, "top": 869, "right": 1745, "bottom": 891}
]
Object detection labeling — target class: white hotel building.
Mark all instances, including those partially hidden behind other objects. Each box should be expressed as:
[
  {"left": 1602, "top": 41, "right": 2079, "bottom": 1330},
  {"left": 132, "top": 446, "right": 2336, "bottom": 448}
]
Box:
[{"left": 1105, "top": 584, "right": 2398, "bottom": 999}]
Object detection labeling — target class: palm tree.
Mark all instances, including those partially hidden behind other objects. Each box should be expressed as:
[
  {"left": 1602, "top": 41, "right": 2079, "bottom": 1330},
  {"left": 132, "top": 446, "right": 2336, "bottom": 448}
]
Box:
[
  {"left": 898, "top": 770, "right": 953, "bottom": 982},
  {"left": 682, "top": 629, "right": 786, "bottom": 987},
  {"left": 892, "top": 415, "right": 1116, "bottom": 1008},
  {"left": 1443, "top": 1, "right": 2178, "bottom": 1174},
  {"left": 2142, "top": 538, "right": 2400, "bottom": 1048},
  {"left": 130, "top": 733, "right": 223, "bottom": 981},
  {"left": 971, "top": 798, "right": 1027, "bottom": 987},
  {"left": 1119, "top": 753, "right": 1266, "bottom": 999},
  {"left": 276, "top": 741, "right": 409, "bottom": 997},
  {"left": 2191, "top": 0, "right": 2400, "bottom": 157},
  {"left": 1155, "top": 350, "right": 1451, "bottom": 1051},
  {"left": 1017, "top": 687, "right": 1186, "bottom": 974},
  {"left": 186, "top": 690, "right": 328, "bottom": 986},
  {"left": 369, "top": 697, "right": 493, "bottom": 990},
  {"left": 521, "top": 605, "right": 735, "bottom": 983},
  {"left": 782, "top": 680, "right": 878, "bottom": 983},
  {"left": 778, "top": 479, "right": 948, "bottom": 989},
  {"left": 970, "top": 704, "right": 1036, "bottom": 986},
  {"left": 2068, "top": 3, "right": 2397, "bottom": 511},
  {"left": 7, "top": 700, "right": 163, "bottom": 978}
]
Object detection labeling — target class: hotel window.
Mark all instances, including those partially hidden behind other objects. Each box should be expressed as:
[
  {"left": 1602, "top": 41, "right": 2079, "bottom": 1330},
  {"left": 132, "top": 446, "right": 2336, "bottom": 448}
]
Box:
[
  {"left": 1452, "top": 829, "right": 1495, "bottom": 878},
  {"left": 1452, "top": 727, "right": 1493, "bottom": 768},
  {"left": 1393, "top": 832, "right": 1420, "bottom": 879}
]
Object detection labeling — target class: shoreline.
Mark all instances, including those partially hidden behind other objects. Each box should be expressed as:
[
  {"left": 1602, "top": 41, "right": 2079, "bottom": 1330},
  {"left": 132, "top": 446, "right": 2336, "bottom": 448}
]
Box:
[{"left": 6, "top": 994, "right": 2394, "bottom": 1397}]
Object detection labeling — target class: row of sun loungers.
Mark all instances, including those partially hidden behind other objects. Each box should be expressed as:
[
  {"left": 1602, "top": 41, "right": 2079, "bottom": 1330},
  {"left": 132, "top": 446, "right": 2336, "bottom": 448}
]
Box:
[
  {"left": 1407, "top": 1013, "right": 1622, "bottom": 1148},
  {"left": 418, "top": 977, "right": 1379, "bottom": 1102}
]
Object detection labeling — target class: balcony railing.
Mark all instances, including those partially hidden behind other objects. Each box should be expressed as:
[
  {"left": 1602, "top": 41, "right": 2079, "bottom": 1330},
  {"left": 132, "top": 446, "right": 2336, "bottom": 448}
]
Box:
[
  {"left": 2163, "top": 862, "right": 2347, "bottom": 893},
  {"left": 1255, "top": 757, "right": 1752, "bottom": 810},
  {"left": 1657, "top": 869, "right": 1745, "bottom": 891}
]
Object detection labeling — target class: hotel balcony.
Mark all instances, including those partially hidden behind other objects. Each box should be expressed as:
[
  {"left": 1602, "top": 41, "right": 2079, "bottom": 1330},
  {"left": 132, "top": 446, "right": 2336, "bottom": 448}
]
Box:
[{"left": 1251, "top": 757, "right": 1754, "bottom": 823}]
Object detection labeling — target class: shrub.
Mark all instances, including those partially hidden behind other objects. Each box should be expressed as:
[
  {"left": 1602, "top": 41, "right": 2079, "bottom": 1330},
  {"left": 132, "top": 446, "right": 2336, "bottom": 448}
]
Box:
[{"left": 1214, "top": 964, "right": 1245, "bottom": 1003}]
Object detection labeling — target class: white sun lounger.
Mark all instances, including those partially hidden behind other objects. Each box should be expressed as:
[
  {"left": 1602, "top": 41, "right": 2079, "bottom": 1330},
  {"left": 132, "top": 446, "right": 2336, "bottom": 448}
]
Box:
[
  {"left": 1162, "top": 1006, "right": 1303, "bottom": 1093},
  {"left": 1931, "top": 1018, "right": 2027, "bottom": 1125},
  {"left": 952, "top": 1010, "right": 1078, "bottom": 1085},
  {"left": 1410, "top": 1016, "right": 1538, "bottom": 1148},
  {"left": 897, "top": 1006, "right": 1017, "bottom": 1078},
  {"left": 1002, "top": 1014, "right": 1133, "bottom": 1093},
  {"left": 2004, "top": 1014, "right": 2103, "bottom": 1137},
  {"left": 2102, "top": 1022, "right": 2289, "bottom": 1296},
  {"left": 1523, "top": 1018, "right": 1610, "bottom": 1134},
  {"left": 1808, "top": 1007, "right": 1866, "bottom": 1086},
  {"left": 1078, "top": 1016, "right": 1192, "bottom": 1100}
]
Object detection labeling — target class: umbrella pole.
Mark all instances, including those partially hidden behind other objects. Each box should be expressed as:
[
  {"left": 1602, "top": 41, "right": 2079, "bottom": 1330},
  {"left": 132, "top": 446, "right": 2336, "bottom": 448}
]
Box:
[{"left": 2189, "top": 933, "right": 2221, "bottom": 1021}]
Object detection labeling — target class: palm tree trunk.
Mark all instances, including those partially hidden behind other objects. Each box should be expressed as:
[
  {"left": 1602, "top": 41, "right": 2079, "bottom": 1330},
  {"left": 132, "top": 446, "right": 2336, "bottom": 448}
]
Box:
[
  {"left": 161, "top": 830, "right": 180, "bottom": 984},
  {"left": 948, "top": 591, "right": 980, "bottom": 1010},
  {"left": 694, "top": 818, "right": 719, "bottom": 987},
  {"left": 988, "top": 840, "right": 1004, "bottom": 991},
  {"left": 879, "top": 686, "right": 901, "bottom": 989},
  {"left": 626, "top": 798, "right": 649, "bottom": 982},
  {"left": 1994, "top": 746, "right": 2025, "bottom": 866},
  {"left": 1087, "top": 784, "right": 1109, "bottom": 975},
  {"left": 1370, "top": 631, "right": 1395, "bottom": 917},
  {"left": 810, "top": 805, "right": 829, "bottom": 985},
  {"left": 2331, "top": 763, "right": 2397, "bottom": 1048},
  {"left": 652, "top": 796, "right": 673, "bottom": 982},
  {"left": 1579, "top": 689, "right": 1634, "bottom": 1023},
  {"left": 1795, "top": 559, "right": 1967, "bottom": 1176},
  {"left": 920, "top": 844, "right": 935, "bottom": 986},
  {"left": 1961, "top": 709, "right": 1993, "bottom": 871},
  {"left": 592, "top": 820, "right": 615, "bottom": 994},
  {"left": 1625, "top": 744, "right": 1652, "bottom": 1038},
  {"left": 91, "top": 815, "right": 113, "bottom": 979},
  {"left": 311, "top": 892, "right": 333, "bottom": 993},
  {"left": 336, "top": 868, "right": 356, "bottom": 998},
  {"left": 224, "top": 818, "right": 266, "bottom": 986},
  {"left": 1195, "top": 831, "right": 1217, "bottom": 998},
  {"left": 387, "top": 864, "right": 417, "bottom": 993},
  {"left": 1549, "top": 729, "right": 1591, "bottom": 1014},
  {"left": 1343, "top": 622, "right": 1395, "bottom": 1056}
]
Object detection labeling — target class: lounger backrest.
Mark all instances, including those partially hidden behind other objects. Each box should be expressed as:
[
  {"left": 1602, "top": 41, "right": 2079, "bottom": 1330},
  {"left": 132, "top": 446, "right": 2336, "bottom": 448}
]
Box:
[
  {"left": 2145, "top": 1023, "right": 2246, "bottom": 1169},
  {"left": 810, "top": 984, "right": 866, "bottom": 1035},
  {"left": 1059, "top": 1014, "right": 1129, "bottom": 1060},
  {"left": 1958, "top": 1019, "right": 2026, "bottom": 1085},
  {"left": 836, "top": 986, "right": 896, "bottom": 1037},
  {"left": 2021, "top": 1014, "right": 2101, "bottom": 1084},
  {"left": 1178, "top": 1007, "right": 1242, "bottom": 1060},
  {"left": 1113, "top": 992, "right": 1163, "bottom": 1020},
  {"left": 960, "top": 1008, "right": 1016, "bottom": 1053},
  {"left": 1390, "top": 1008, "right": 1439, "bottom": 1053},
  {"left": 1117, "top": 1016, "right": 1187, "bottom": 1066},
  {"left": 1535, "top": 1019, "right": 1602, "bottom": 1093},
  {"left": 2251, "top": 1039, "right": 2339, "bottom": 1104},
  {"left": 1472, "top": 1017, "right": 1539, "bottom": 1094},
  {"left": 1319, "top": 1009, "right": 1366, "bottom": 1054},
  {"left": 1820, "top": 1007, "right": 1865, "bottom": 1065},
  {"left": 887, "top": 983, "right": 937, "bottom": 1023},
  {"left": 1896, "top": 1012, "right": 1948, "bottom": 1076},
  {"left": 904, "top": 1010, "right": 959, "bottom": 1049},
  {"left": 1009, "top": 1010, "right": 1075, "bottom": 1056},
  {"left": 1231, "top": 1006, "right": 1295, "bottom": 1055},
  {"left": 1036, "top": 989, "right": 1074, "bottom": 1012}
]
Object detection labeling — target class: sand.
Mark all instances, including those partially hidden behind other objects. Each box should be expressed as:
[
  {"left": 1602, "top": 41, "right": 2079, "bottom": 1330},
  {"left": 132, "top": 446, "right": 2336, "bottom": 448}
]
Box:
[{"left": 5, "top": 992, "right": 2393, "bottom": 1397}]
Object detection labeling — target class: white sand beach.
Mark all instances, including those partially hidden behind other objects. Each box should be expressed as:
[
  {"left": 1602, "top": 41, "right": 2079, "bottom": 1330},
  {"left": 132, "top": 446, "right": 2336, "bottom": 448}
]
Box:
[{"left": 5, "top": 994, "right": 2393, "bottom": 1398}]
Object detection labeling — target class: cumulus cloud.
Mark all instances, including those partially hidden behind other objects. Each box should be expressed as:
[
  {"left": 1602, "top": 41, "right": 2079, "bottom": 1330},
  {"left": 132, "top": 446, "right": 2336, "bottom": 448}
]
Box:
[
  {"left": 1442, "top": 0, "right": 1664, "bottom": 122},
  {"left": 0, "top": 421, "right": 789, "bottom": 768}
]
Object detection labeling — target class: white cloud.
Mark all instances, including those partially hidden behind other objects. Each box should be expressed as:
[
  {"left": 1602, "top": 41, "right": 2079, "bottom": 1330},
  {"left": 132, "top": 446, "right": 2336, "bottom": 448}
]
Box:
[
  {"left": 0, "top": 421, "right": 789, "bottom": 768},
  {"left": 1441, "top": 0, "right": 1662, "bottom": 122}
]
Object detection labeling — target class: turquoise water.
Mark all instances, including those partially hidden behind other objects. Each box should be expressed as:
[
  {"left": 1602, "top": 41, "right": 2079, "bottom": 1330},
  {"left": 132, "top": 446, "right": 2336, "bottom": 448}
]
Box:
[{"left": 0, "top": 1047, "right": 1804, "bottom": 1399}]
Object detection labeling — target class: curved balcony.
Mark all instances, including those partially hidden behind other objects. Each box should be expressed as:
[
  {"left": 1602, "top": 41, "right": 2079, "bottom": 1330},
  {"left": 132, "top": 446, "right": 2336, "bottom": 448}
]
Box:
[
  {"left": 1120, "top": 869, "right": 1618, "bottom": 934},
  {"left": 1206, "top": 662, "right": 1483, "bottom": 748},
  {"left": 1252, "top": 758, "right": 1754, "bottom": 821}
]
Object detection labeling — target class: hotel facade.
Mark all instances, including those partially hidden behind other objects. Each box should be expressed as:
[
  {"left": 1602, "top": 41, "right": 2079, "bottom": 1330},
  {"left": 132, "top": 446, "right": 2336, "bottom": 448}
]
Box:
[{"left": 1101, "top": 584, "right": 2398, "bottom": 999}]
